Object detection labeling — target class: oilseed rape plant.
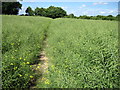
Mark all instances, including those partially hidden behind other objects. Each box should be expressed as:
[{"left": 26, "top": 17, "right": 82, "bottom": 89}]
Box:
[
  {"left": 2, "top": 15, "right": 51, "bottom": 88},
  {"left": 40, "top": 18, "right": 119, "bottom": 88},
  {"left": 2, "top": 15, "right": 119, "bottom": 88}
]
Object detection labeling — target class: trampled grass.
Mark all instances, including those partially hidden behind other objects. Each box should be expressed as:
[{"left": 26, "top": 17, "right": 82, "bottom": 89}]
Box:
[{"left": 2, "top": 16, "right": 119, "bottom": 88}]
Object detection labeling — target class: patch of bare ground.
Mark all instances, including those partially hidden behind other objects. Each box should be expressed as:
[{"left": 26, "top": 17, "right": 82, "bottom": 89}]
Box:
[{"left": 30, "top": 47, "right": 49, "bottom": 88}]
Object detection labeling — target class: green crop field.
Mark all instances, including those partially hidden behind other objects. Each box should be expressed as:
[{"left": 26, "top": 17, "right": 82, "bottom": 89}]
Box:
[
  {"left": 2, "top": 15, "right": 51, "bottom": 88},
  {"left": 2, "top": 15, "right": 119, "bottom": 88}
]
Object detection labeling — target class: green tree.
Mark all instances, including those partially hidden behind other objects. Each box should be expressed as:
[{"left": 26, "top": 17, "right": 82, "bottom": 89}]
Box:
[
  {"left": 102, "top": 16, "right": 108, "bottom": 20},
  {"left": 2, "top": 2, "right": 22, "bottom": 15},
  {"left": 79, "top": 15, "right": 90, "bottom": 19},
  {"left": 96, "top": 15, "right": 104, "bottom": 20},
  {"left": 68, "top": 14, "right": 75, "bottom": 18},
  {"left": 46, "top": 6, "right": 67, "bottom": 19},
  {"left": 34, "top": 7, "right": 46, "bottom": 16},
  {"left": 65, "top": 14, "right": 77, "bottom": 18},
  {"left": 107, "top": 15, "right": 113, "bottom": 17},
  {"left": 25, "top": 6, "right": 34, "bottom": 16},
  {"left": 91, "top": 16, "right": 98, "bottom": 20}
]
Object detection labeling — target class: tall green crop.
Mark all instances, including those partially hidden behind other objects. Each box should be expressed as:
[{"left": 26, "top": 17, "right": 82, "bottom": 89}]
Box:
[
  {"left": 2, "top": 15, "right": 51, "bottom": 88},
  {"left": 2, "top": 16, "right": 119, "bottom": 88},
  {"left": 37, "top": 18, "right": 119, "bottom": 88}
]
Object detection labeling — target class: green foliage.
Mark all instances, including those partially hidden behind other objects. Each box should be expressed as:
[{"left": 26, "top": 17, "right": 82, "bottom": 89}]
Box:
[
  {"left": 2, "top": 2, "right": 22, "bottom": 15},
  {"left": 107, "top": 15, "right": 113, "bottom": 17},
  {"left": 29, "top": 6, "right": 67, "bottom": 19},
  {"left": 37, "top": 18, "right": 119, "bottom": 88},
  {"left": 65, "top": 15, "right": 117, "bottom": 21},
  {"left": 65, "top": 14, "right": 75, "bottom": 18},
  {"left": 81, "top": 15, "right": 116, "bottom": 21},
  {"left": 79, "top": 15, "right": 91, "bottom": 19},
  {"left": 2, "top": 15, "right": 51, "bottom": 88},
  {"left": 25, "top": 6, "right": 34, "bottom": 16},
  {"left": 45, "top": 6, "right": 67, "bottom": 19},
  {"left": 34, "top": 7, "right": 47, "bottom": 16}
]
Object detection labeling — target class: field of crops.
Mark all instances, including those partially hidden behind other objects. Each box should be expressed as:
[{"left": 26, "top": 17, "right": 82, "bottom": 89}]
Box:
[
  {"left": 38, "top": 18, "right": 119, "bottom": 88},
  {"left": 2, "top": 15, "right": 119, "bottom": 88},
  {"left": 2, "top": 15, "right": 51, "bottom": 88}
]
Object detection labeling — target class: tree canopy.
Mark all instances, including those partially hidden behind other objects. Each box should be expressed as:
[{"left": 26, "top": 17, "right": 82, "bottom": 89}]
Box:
[
  {"left": 45, "top": 6, "right": 67, "bottom": 19},
  {"left": 25, "top": 6, "right": 67, "bottom": 19},
  {"left": 2, "top": 2, "right": 22, "bottom": 15},
  {"left": 65, "top": 14, "right": 75, "bottom": 18},
  {"left": 23, "top": 6, "right": 117, "bottom": 20},
  {"left": 34, "top": 7, "right": 46, "bottom": 16},
  {"left": 25, "top": 6, "right": 34, "bottom": 16}
]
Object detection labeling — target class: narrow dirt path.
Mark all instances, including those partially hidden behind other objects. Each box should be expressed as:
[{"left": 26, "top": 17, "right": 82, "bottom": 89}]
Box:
[
  {"left": 30, "top": 46, "right": 49, "bottom": 88},
  {"left": 30, "top": 22, "right": 51, "bottom": 88}
]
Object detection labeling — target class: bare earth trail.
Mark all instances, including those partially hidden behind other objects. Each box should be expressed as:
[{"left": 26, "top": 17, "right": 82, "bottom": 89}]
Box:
[
  {"left": 30, "top": 44, "right": 49, "bottom": 88},
  {"left": 30, "top": 21, "right": 51, "bottom": 88}
]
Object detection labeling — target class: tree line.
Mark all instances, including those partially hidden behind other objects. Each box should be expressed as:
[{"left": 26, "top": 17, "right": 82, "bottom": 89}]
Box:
[
  {"left": 22, "top": 6, "right": 119, "bottom": 21},
  {"left": 2, "top": 2, "right": 119, "bottom": 20},
  {"left": 65, "top": 14, "right": 119, "bottom": 21},
  {"left": 25, "top": 6, "right": 67, "bottom": 19}
]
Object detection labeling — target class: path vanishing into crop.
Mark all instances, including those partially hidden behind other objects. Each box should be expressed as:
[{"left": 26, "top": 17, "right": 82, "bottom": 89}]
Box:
[{"left": 30, "top": 21, "right": 51, "bottom": 88}]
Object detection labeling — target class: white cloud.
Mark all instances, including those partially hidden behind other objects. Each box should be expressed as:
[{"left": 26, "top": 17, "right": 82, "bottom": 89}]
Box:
[
  {"left": 108, "top": 10, "right": 118, "bottom": 14},
  {"left": 19, "top": 6, "right": 27, "bottom": 14},
  {"left": 83, "top": 11, "right": 88, "bottom": 15},
  {"left": 80, "top": 4, "right": 86, "bottom": 8},
  {"left": 98, "top": 9, "right": 118, "bottom": 15},
  {"left": 82, "top": 4, "right": 86, "bottom": 7},
  {"left": 108, "top": 10, "right": 114, "bottom": 13},
  {"left": 73, "top": 8, "right": 118, "bottom": 16},
  {"left": 67, "top": 10, "right": 76, "bottom": 14},
  {"left": 61, "top": 6, "right": 68, "bottom": 10},
  {"left": 93, "top": 2, "right": 108, "bottom": 5},
  {"left": 99, "top": 11, "right": 106, "bottom": 14}
]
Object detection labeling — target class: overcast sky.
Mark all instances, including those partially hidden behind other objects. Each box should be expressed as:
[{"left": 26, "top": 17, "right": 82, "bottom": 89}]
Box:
[{"left": 19, "top": 0, "right": 119, "bottom": 16}]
